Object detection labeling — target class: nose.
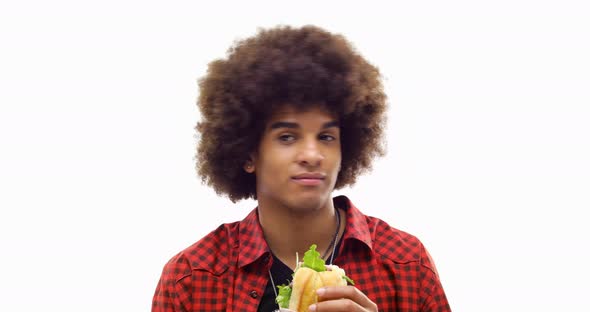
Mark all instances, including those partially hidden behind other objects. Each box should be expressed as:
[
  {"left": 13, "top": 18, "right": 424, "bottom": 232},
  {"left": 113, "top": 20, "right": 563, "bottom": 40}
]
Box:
[{"left": 296, "top": 138, "right": 324, "bottom": 167}]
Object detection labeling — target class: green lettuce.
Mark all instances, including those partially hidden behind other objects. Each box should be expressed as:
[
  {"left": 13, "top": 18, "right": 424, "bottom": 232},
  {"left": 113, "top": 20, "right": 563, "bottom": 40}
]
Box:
[
  {"left": 343, "top": 275, "right": 355, "bottom": 285},
  {"left": 302, "top": 244, "right": 326, "bottom": 272},
  {"left": 276, "top": 284, "right": 292, "bottom": 308}
]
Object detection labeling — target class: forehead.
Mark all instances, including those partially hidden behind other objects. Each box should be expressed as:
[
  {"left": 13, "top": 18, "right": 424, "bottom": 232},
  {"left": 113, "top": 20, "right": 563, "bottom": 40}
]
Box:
[{"left": 266, "top": 105, "right": 338, "bottom": 123}]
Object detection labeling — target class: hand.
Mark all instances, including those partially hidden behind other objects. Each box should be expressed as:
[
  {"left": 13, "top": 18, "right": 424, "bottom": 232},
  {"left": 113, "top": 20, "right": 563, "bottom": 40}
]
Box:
[{"left": 308, "top": 286, "right": 378, "bottom": 312}]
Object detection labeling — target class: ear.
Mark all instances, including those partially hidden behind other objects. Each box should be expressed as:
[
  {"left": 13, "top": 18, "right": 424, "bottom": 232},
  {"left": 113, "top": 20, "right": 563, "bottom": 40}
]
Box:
[
  {"left": 243, "top": 154, "right": 256, "bottom": 173},
  {"left": 243, "top": 161, "right": 255, "bottom": 173}
]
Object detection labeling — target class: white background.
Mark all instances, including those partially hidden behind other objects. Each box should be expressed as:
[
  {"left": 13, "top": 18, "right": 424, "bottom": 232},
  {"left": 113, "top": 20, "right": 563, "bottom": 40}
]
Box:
[{"left": 1, "top": 0, "right": 589, "bottom": 311}]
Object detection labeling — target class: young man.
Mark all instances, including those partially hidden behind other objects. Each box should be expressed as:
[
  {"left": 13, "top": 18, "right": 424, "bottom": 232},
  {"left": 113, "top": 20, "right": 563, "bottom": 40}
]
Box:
[{"left": 152, "top": 25, "right": 451, "bottom": 312}]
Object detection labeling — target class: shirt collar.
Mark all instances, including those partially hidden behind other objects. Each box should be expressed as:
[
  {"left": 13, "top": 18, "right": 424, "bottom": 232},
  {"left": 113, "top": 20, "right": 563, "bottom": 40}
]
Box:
[
  {"left": 236, "top": 195, "right": 373, "bottom": 268},
  {"left": 333, "top": 195, "right": 373, "bottom": 251},
  {"left": 237, "top": 208, "right": 271, "bottom": 268}
]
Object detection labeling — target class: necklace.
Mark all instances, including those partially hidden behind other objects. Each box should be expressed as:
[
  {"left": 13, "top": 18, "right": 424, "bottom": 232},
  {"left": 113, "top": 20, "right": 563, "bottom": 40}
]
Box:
[
  {"left": 322, "top": 208, "right": 341, "bottom": 263},
  {"left": 268, "top": 208, "right": 341, "bottom": 303}
]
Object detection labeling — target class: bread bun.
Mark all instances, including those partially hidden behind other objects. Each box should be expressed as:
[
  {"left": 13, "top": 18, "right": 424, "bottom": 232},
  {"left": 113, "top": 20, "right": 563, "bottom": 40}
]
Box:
[{"left": 287, "top": 266, "right": 347, "bottom": 311}]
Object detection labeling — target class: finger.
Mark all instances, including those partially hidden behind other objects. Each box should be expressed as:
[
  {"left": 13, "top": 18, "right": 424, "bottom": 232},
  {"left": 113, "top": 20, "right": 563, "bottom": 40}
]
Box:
[
  {"left": 309, "top": 298, "right": 364, "bottom": 312},
  {"left": 316, "top": 286, "right": 375, "bottom": 308}
]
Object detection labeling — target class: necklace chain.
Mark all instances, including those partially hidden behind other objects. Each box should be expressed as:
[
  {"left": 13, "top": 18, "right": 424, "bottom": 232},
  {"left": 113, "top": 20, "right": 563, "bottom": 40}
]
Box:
[
  {"left": 324, "top": 208, "right": 340, "bottom": 264},
  {"left": 268, "top": 208, "right": 341, "bottom": 301}
]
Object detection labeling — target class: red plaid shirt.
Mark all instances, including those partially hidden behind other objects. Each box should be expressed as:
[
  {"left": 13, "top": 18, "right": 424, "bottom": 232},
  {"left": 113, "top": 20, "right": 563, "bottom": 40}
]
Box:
[{"left": 152, "top": 196, "right": 451, "bottom": 311}]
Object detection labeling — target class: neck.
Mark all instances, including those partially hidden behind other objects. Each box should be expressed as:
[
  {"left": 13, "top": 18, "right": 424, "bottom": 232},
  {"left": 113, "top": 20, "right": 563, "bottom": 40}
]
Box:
[{"left": 257, "top": 197, "right": 344, "bottom": 270}]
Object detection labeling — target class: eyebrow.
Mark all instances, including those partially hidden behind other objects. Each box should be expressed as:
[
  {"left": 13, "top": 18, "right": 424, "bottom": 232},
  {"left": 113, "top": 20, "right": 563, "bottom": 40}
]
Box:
[{"left": 269, "top": 120, "right": 339, "bottom": 130}]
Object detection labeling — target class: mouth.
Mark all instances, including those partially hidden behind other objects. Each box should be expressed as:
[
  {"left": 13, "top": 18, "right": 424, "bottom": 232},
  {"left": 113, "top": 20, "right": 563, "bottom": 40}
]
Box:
[{"left": 291, "top": 173, "right": 326, "bottom": 186}]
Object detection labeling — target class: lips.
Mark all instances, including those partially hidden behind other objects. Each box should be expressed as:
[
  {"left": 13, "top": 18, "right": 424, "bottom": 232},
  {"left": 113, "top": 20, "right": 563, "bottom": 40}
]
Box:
[{"left": 291, "top": 173, "right": 326, "bottom": 186}]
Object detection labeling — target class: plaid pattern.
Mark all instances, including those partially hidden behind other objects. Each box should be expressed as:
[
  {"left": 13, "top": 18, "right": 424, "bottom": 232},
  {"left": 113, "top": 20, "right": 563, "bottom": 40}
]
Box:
[{"left": 152, "top": 196, "right": 451, "bottom": 311}]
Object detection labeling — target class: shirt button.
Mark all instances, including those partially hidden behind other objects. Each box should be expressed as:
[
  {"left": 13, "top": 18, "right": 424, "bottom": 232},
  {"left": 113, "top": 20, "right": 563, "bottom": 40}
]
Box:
[{"left": 249, "top": 290, "right": 258, "bottom": 299}]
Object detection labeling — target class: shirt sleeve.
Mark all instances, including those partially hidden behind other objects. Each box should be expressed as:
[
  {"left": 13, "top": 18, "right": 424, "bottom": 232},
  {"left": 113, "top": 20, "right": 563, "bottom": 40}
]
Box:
[
  {"left": 419, "top": 245, "right": 452, "bottom": 312},
  {"left": 152, "top": 253, "right": 193, "bottom": 312},
  {"left": 420, "top": 274, "right": 451, "bottom": 312}
]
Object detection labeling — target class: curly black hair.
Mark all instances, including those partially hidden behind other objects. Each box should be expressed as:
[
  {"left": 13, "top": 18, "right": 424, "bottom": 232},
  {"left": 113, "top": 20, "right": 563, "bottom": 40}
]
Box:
[{"left": 196, "top": 25, "right": 387, "bottom": 202}]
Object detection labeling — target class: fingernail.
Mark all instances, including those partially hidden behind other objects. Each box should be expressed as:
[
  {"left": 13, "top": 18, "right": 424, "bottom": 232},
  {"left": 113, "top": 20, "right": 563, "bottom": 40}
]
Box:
[
  {"left": 309, "top": 304, "right": 317, "bottom": 311},
  {"left": 316, "top": 288, "right": 325, "bottom": 296}
]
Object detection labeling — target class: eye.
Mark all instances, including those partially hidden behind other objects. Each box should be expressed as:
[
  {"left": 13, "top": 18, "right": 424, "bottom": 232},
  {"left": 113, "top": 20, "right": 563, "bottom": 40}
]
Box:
[
  {"left": 278, "top": 133, "right": 296, "bottom": 143},
  {"left": 319, "top": 133, "right": 337, "bottom": 141}
]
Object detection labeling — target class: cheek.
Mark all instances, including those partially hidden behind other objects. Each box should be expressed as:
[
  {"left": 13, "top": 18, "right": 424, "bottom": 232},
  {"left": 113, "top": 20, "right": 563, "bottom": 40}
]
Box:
[
  {"left": 328, "top": 146, "right": 342, "bottom": 165},
  {"left": 257, "top": 151, "right": 291, "bottom": 176}
]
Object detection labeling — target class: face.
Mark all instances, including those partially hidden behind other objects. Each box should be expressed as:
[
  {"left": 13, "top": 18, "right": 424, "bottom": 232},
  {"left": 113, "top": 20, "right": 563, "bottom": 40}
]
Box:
[{"left": 246, "top": 105, "right": 341, "bottom": 214}]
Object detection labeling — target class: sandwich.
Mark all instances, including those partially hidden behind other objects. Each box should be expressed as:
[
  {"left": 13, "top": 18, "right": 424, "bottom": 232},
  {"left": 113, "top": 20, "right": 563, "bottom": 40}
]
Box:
[{"left": 276, "top": 244, "right": 354, "bottom": 311}]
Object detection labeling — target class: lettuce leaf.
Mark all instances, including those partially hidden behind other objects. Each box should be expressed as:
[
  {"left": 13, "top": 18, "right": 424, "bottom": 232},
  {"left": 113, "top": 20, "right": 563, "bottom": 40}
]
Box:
[
  {"left": 276, "top": 284, "right": 292, "bottom": 308},
  {"left": 342, "top": 275, "right": 355, "bottom": 285},
  {"left": 302, "top": 244, "right": 326, "bottom": 272}
]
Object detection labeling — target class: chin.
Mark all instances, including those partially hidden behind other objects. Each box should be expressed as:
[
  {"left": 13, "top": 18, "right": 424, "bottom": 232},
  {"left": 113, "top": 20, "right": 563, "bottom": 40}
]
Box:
[{"left": 288, "top": 193, "right": 330, "bottom": 212}]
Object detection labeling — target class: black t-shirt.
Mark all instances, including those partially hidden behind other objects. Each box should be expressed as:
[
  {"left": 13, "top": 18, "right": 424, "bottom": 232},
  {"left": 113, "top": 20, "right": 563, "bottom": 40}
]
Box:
[{"left": 257, "top": 254, "right": 293, "bottom": 312}]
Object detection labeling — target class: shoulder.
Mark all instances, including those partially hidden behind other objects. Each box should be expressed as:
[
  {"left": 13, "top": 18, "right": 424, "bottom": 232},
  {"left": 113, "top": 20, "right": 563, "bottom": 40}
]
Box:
[
  {"left": 160, "top": 221, "right": 240, "bottom": 282},
  {"left": 153, "top": 221, "right": 243, "bottom": 311},
  {"left": 364, "top": 214, "right": 437, "bottom": 273},
  {"left": 339, "top": 196, "right": 426, "bottom": 265}
]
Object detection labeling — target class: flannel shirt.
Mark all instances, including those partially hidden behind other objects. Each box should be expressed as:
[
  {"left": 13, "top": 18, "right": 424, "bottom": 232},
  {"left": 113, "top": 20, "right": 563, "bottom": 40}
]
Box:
[{"left": 152, "top": 196, "right": 451, "bottom": 311}]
